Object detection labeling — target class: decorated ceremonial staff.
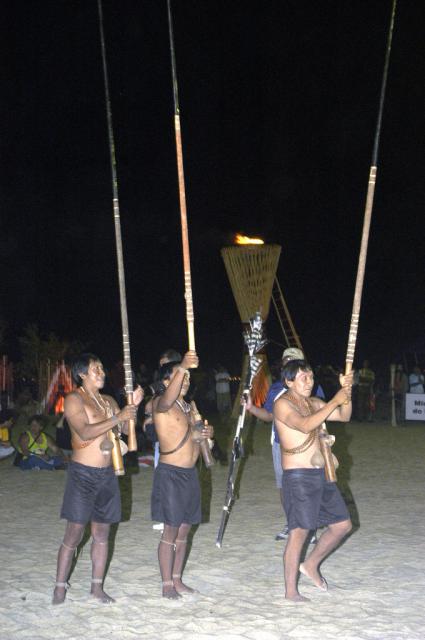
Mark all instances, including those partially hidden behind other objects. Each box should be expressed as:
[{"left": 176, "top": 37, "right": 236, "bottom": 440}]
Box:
[
  {"left": 320, "top": 0, "right": 398, "bottom": 482},
  {"left": 216, "top": 312, "right": 266, "bottom": 548},
  {"left": 97, "top": 0, "right": 137, "bottom": 474},
  {"left": 167, "top": 0, "right": 212, "bottom": 467}
]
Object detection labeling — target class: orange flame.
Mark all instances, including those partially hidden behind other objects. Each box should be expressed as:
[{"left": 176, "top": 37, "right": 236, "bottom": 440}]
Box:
[{"left": 234, "top": 234, "right": 264, "bottom": 245}]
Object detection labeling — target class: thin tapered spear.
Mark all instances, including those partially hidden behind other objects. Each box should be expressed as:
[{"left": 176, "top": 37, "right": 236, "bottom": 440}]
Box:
[
  {"left": 97, "top": 0, "right": 137, "bottom": 453},
  {"left": 345, "top": 0, "right": 397, "bottom": 374},
  {"left": 167, "top": 0, "right": 196, "bottom": 352},
  {"left": 317, "top": 1, "right": 397, "bottom": 483}
]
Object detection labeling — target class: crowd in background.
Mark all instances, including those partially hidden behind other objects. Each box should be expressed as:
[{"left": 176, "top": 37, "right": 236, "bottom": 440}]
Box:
[{"left": 1, "top": 355, "right": 424, "bottom": 468}]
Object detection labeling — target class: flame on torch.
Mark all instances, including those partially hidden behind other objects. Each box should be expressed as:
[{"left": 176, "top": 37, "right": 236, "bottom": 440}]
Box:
[{"left": 234, "top": 234, "right": 264, "bottom": 245}]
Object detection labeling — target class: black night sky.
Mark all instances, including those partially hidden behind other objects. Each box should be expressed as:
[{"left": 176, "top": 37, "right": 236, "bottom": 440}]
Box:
[{"left": 1, "top": 1, "right": 424, "bottom": 373}]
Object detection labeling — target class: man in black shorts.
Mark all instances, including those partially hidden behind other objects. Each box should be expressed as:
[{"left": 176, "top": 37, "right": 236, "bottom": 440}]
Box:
[
  {"left": 152, "top": 351, "right": 213, "bottom": 598},
  {"left": 273, "top": 359, "right": 353, "bottom": 602},
  {"left": 52, "top": 353, "right": 142, "bottom": 605}
]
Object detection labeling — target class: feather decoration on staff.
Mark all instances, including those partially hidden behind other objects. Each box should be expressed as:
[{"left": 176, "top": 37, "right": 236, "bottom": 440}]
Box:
[
  {"left": 97, "top": 0, "right": 137, "bottom": 465},
  {"left": 216, "top": 312, "right": 266, "bottom": 548},
  {"left": 166, "top": 0, "right": 195, "bottom": 351},
  {"left": 321, "top": 0, "right": 398, "bottom": 483}
]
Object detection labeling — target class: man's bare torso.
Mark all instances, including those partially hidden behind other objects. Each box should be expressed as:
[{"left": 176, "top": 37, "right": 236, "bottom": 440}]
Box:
[
  {"left": 274, "top": 395, "right": 324, "bottom": 470},
  {"left": 154, "top": 399, "right": 200, "bottom": 468},
  {"left": 65, "top": 389, "right": 118, "bottom": 468}
]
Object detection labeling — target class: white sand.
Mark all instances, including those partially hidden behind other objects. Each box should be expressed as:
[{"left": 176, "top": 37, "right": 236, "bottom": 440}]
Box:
[{"left": 1, "top": 420, "right": 425, "bottom": 640}]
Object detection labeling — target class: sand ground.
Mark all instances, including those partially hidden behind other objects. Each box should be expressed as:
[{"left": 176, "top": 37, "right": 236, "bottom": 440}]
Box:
[{"left": 1, "top": 419, "right": 425, "bottom": 640}]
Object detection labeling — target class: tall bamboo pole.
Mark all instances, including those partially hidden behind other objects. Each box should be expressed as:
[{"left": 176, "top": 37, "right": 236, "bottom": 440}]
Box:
[
  {"left": 345, "top": 0, "right": 397, "bottom": 374},
  {"left": 321, "top": 1, "right": 397, "bottom": 482},
  {"left": 97, "top": 0, "right": 136, "bottom": 454},
  {"left": 167, "top": 0, "right": 196, "bottom": 351}
]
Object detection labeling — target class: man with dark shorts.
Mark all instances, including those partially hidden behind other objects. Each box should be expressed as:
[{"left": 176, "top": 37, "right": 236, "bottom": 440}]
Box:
[
  {"left": 152, "top": 351, "right": 213, "bottom": 599},
  {"left": 246, "top": 347, "right": 325, "bottom": 541},
  {"left": 273, "top": 359, "right": 353, "bottom": 602},
  {"left": 52, "top": 353, "right": 143, "bottom": 605}
]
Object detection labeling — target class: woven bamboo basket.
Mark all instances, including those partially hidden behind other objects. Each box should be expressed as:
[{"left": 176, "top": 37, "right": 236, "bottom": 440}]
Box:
[
  {"left": 221, "top": 244, "right": 281, "bottom": 412},
  {"left": 221, "top": 245, "right": 281, "bottom": 322}
]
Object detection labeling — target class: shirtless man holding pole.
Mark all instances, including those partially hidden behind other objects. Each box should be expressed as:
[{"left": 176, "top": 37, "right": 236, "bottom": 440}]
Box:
[
  {"left": 151, "top": 350, "right": 213, "bottom": 599},
  {"left": 52, "top": 353, "right": 143, "bottom": 605},
  {"left": 273, "top": 359, "right": 353, "bottom": 602}
]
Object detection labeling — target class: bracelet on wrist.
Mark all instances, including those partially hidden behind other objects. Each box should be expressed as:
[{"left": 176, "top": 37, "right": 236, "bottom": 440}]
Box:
[{"left": 177, "top": 366, "right": 188, "bottom": 374}]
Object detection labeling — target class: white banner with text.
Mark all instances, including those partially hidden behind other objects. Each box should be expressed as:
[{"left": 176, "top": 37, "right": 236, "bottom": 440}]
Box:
[{"left": 405, "top": 393, "right": 425, "bottom": 421}]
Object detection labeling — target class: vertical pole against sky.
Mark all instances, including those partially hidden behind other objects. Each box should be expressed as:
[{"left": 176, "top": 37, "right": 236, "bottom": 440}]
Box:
[
  {"left": 345, "top": 0, "right": 397, "bottom": 374},
  {"left": 167, "top": 0, "right": 196, "bottom": 352},
  {"left": 97, "top": 0, "right": 136, "bottom": 454}
]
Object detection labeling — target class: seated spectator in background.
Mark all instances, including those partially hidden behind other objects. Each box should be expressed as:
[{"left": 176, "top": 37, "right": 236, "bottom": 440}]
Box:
[
  {"left": 408, "top": 366, "right": 424, "bottom": 394},
  {"left": 0, "top": 417, "right": 15, "bottom": 460},
  {"left": 17, "top": 415, "right": 66, "bottom": 470}
]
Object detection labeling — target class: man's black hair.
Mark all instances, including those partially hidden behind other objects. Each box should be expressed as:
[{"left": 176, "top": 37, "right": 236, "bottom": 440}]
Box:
[
  {"left": 158, "top": 360, "right": 182, "bottom": 382},
  {"left": 281, "top": 359, "right": 312, "bottom": 384},
  {"left": 71, "top": 353, "right": 101, "bottom": 386},
  {"left": 159, "top": 349, "right": 182, "bottom": 363}
]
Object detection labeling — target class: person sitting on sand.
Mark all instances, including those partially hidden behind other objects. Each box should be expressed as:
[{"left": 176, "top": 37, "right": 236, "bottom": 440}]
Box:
[
  {"left": 17, "top": 415, "right": 66, "bottom": 470},
  {"left": 152, "top": 351, "right": 213, "bottom": 599},
  {"left": 273, "top": 359, "right": 353, "bottom": 602},
  {"left": 0, "top": 417, "right": 15, "bottom": 460}
]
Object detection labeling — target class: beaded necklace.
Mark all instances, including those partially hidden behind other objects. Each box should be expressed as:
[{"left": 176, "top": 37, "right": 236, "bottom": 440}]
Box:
[
  {"left": 74, "top": 387, "right": 113, "bottom": 452},
  {"left": 80, "top": 386, "right": 112, "bottom": 417},
  {"left": 175, "top": 399, "right": 191, "bottom": 415},
  {"left": 281, "top": 392, "right": 318, "bottom": 455},
  {"left": 284, "top": 393, "right": 313, "bottom": 417}
]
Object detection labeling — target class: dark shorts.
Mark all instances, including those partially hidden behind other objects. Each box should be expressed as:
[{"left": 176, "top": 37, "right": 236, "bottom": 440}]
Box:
[
  {"left": 60, "top": 461, "right": 121, "bottom": 524},
  {"left": 282, "top": 468, "right": 349, "bottom": 531},
  {"left": 151, "top": 462, "right": 201, "bottom": 527}
]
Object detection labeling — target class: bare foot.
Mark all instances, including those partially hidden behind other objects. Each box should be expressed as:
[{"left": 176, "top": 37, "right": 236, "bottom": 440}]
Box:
[
  {"left": 52, "top": 585, "right": 67, "bottom": 605},
  {"left": 299, "top": 563, "right": 328, "bottom": 591},
  {"left": 285, "top": 592, "right": 310, "bottom": 603},
  {"left": 162, "top": 585, "right": 182, "bottom": 599},
  {"left": 90, "top": 585, "right": 115, "bottom": 603},
  {"left": 173, "top": 577, "right": 197, "bottom": 595}
]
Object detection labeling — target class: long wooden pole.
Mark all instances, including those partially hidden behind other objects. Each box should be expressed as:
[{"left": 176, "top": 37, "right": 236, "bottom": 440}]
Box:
[
  {"left": 167, "top": 0, "right": 196, "bottom": 351},
  {"left": 321, "top": 1, "right": 397, "bottom": 483},
  {"left": 345, "top": 0, "right": 397, "bottom": 375},
  {"left": 97, "top": 0, "right": 136, "bottom": 454}
]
